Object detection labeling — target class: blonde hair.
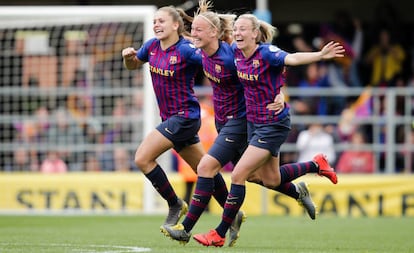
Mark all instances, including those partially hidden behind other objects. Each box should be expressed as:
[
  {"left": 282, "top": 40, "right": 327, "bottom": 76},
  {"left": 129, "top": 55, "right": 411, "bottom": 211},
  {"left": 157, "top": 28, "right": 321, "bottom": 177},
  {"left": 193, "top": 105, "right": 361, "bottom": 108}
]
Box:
[
  {"left": 195, "top": 0, "right": 236, "bottom": 44},
  {"left": 237, "top": 14, "right": 277, "bottom": 43}
]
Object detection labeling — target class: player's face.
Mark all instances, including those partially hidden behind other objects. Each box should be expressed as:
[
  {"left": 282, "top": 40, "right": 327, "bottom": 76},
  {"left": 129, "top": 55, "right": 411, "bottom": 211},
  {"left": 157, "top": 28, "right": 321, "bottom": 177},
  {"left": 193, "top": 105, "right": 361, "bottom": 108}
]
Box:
[
  {"left": 233, "top": 18, "right": 257, "bottom": 51},
  {"left": 153, "top": 10, "right": 179, "bottom": 40},
  {"left": 191, "top": 16, "right": 217, "bottom": 49}
]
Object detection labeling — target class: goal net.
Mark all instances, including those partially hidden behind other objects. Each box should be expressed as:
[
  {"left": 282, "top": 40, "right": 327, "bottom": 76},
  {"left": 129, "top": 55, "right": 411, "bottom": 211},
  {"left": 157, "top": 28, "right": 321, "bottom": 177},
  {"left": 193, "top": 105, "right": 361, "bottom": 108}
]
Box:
[{"left": 0, "top": 6, "right": 165, "bottom": 213}]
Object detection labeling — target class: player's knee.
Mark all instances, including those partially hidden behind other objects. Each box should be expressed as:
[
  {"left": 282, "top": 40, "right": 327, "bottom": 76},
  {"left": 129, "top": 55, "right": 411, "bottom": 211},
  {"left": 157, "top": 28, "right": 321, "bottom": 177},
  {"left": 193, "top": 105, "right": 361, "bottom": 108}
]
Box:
[
  {"left": 197, "top": 163, "right": 219, "bottom": 177},
  {"left": 262, "top": 181, "right": 278, "bottom": 189},
  {"left": 230, "top": 173, "right": 246, "bottom": 185},
  {"left": 134, "top": 152, "right": 151, "bottom": 172},
  {"left": 246, "top": 174, "right": 261, "bottom": 184},
  {"left": 261, "top": 176, "right": 280, "bottom": 189}
]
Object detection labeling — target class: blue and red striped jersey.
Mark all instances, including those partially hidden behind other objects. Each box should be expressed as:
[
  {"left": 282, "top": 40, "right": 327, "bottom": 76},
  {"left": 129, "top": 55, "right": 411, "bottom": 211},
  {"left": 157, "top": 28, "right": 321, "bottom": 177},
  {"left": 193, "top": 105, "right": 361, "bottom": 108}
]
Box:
[
  {"left": 234, "top": 43, "right": 290, "bottom": 124},
  {"left": 137, "top": 37, "right": 202, "bottom": 121},
  {"left": 201, "top": 41, "right": 246, "bottom": 124}
]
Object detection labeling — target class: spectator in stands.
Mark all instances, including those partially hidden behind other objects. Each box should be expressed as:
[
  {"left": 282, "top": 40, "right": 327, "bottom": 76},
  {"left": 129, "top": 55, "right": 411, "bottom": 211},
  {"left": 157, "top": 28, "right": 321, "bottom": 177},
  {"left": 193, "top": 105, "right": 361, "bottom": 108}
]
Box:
[
  {"left": 102, "top": 98, "right": 133, "bottom": 144},
  {"left": 33, "top": 106, "right": 50, "bottom": 143},
  {"left": 293, "top": 62, "right": 330, "bottom": 115},
  {"left": 46, "top": 108, "right": 85, "bottom": 171},
  {"left": 318, "top": 10, "right": 364, "bottom": 114},
  {"left": 364, "top": 28, "right": 406, "bottom": 87},
  {"left": 113, "top": 147, "right": 136, "bottom": 172},
  {"left": 66, "top": 69, "right": 104, "bottom": 146},
  {"left": 99, "top": 97, "right": 134, "bottom": 171},
  {"left": 40, "top": 150, "right": 68, "bottom": 173},
  {"left": 11, "top": 106, "right": 51, "bottom": 172},
  {"left": 337, "top": 106, "right": 359, "bottom": 142},
  {"left": 14, "top": 106, "right": 50, "bottom": 144},
  {"left": 283, "top": 23, "right": 314, "bottom": 89},
  {"left": 4, "top": 148, "right": 37, "bottom": 172},
  {"left": 296, "top": 122, "right": 336, "bottom": 164},
  {"left": 320, "top": 9, "right": 363, "bottom": 88},
  {"left": 129, "top": 89, "right": 144, "bottom": 143},
  {"left": 67, "top": 92, "right": 93, "bottom": 128},
  {"left": 84, "top": 153, "right": 101, "bottom": 172},
  {"left": 336, "top": 129, "right": 375, "bottom": 173}
]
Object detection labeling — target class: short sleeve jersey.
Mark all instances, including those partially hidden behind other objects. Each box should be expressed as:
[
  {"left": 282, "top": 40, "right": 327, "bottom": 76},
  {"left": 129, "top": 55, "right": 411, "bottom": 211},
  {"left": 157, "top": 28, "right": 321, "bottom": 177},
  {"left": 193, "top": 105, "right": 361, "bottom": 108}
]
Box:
[
  {"left": 137, "top": 37, "right": 202, "bottom": 121},
  {"left": 234, "top": 43, "right": 290, "bottom": 124},
  {"left": 201, "top": 41, "right": 246, "bottom": 124}
]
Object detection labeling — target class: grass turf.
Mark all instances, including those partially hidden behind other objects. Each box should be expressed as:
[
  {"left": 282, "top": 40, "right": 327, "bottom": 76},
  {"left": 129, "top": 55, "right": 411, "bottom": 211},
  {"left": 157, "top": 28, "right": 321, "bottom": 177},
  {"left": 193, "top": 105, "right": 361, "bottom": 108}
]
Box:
[{"left": 0, "top": 214, "right": 413, "bottom": 253}]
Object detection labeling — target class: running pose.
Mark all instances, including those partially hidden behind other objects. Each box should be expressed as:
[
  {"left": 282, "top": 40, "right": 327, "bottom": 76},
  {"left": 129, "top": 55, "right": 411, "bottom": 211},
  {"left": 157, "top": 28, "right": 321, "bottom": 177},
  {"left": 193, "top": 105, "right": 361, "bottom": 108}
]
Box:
[
  {"left": 161, "top": 1, "right": 340, "bottom": 247},
  {"left": 192, "top": 13, "right": 342, "bottom": 247},
  {"left": 122, "top": 5, "right": 230, "bottom": 228}
]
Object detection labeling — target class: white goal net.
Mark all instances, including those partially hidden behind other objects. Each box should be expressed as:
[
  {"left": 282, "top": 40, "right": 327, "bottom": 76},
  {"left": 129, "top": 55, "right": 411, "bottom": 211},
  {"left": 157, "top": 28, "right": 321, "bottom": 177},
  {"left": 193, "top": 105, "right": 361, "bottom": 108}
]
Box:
[
  {"left": 0, "top": 5, "right": 159, "bottom": 171},
  {"left": 0, "top": 6, "right": 163, "bottom": 212}
]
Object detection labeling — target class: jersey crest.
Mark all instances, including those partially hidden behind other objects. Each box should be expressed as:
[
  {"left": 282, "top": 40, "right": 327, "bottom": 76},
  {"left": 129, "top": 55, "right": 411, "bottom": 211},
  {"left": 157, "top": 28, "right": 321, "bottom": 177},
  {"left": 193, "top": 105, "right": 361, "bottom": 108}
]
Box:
[
  {"left": 169, "top": 56, "right": 177, "bottom": 64},
  {"left": 215, "top": 64, "right": 222, "bottom": 73},
  {"left": 252, "top": 59, "right": 260, "bottom": 68}
]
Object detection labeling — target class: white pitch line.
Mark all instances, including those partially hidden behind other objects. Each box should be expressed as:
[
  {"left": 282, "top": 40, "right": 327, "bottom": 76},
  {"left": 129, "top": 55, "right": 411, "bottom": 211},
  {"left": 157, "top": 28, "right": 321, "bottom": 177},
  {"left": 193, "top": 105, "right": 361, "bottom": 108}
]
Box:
[{"left": 0, "top": 242, "right": 151, "bottom": 253}]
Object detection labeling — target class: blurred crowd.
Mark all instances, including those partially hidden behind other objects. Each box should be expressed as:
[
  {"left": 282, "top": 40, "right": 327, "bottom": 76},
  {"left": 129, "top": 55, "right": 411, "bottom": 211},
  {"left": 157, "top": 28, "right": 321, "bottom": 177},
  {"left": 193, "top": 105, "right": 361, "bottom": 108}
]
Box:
[
  {"left": 0, "top": 1, "right": 413, "bottom": 174},
  {"left": 273, "top": 2, "right": 414, "bottom": 173}
]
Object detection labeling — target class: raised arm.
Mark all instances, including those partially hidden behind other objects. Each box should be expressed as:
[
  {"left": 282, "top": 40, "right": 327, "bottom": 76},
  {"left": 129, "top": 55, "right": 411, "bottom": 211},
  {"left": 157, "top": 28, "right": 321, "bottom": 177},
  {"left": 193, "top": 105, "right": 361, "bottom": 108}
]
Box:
[
  {"left": 284, "top": 41, "right": 345, "bottom": 66},
  {"left": 122, "top": 47, "right": 145, "bottom": 70}
]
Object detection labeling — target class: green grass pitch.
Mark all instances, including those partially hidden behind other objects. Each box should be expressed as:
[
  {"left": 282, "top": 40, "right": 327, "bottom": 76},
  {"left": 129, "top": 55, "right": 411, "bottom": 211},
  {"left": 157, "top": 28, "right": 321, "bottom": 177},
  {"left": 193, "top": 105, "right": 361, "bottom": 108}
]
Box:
[{"left": 0, "top": 214, "right": 413, "bottom": 253}]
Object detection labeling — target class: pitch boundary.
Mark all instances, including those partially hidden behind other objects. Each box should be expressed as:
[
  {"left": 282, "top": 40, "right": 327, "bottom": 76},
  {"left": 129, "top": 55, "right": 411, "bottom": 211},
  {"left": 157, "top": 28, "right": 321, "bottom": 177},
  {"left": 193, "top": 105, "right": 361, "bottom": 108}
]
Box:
[{"left": 0, "top": 242, "right": 151, "bottom": 252}]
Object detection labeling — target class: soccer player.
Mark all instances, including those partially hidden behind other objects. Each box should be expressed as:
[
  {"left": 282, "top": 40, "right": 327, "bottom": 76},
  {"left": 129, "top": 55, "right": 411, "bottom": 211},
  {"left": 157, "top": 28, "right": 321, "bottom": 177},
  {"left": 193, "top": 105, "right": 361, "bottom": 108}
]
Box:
[
  {"left": 161, "top": 1, "right": 339, "bottom": 247},
  {"left": 192, "top": 14, "right": 343, "bottom": 247},
  {"left": 121, "top": 5, "right": 230, "bottom": 227}
]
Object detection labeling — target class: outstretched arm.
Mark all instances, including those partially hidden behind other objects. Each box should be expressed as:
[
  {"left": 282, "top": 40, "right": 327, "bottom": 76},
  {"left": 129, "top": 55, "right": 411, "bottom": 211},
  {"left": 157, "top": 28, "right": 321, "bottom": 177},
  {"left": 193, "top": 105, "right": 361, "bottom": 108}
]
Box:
[{"left": 284, "top": 41, "right": 345, "bottom": 66}]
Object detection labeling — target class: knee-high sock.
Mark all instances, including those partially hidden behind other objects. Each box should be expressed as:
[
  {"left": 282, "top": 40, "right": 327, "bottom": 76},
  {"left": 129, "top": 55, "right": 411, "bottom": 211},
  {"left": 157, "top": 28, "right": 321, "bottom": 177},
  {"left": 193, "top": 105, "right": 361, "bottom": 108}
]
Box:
[
  {"left": 184, "top": 181, "right": 194, "bottom": 205},
  {"left": 145, "top": 164, "right": 178, "bottom": 206},
  {"left": 273, "top": 182, "right": 299, "bottom": 199},
  {"left": 182, "top": 177, "right": 214, "bottom": 232},
  {"left": 254, "top": 180, "right": 299, "bottom": 200},
  {"left": 275, "top": 162, "right": 316, "bottom": 200},
  {"left": 212, "top": 173, "right": 228, "bottom": 207},
  {"left": 215, "top": 184, "right": 245, "bottom": 238},
  {"left": 145, "top": 164, "right": 177, "bottom": 206},
  {"left": 279, "top": 161, "right": 317, "bottom": 183}
]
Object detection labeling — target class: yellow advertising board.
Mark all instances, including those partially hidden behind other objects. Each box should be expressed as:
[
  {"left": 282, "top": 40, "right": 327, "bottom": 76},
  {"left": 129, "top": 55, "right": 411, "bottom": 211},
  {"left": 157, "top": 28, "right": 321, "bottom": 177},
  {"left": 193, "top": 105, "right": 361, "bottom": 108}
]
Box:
[
  {"left": 208, "top": 174, "right": 414, "bottom": 217},
  {"left": 0, "top": 173, "right": 144, "bottom": 212},
  {"left": 0, "top": 173, "right": 413, "bottom": 217}
]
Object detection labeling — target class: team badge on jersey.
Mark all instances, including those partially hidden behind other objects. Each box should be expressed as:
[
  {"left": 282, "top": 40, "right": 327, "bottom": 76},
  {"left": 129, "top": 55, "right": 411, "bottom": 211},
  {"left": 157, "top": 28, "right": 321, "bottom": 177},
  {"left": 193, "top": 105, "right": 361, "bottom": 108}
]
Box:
[
  {"left": 169, "top": 56, "right": 177, "bottom": 64},
  {"left": 215, "top": 64, "right": 222, "bottom": 73},
  {"left": 252, "top": 60, "right": 260, "bottom": 68}
]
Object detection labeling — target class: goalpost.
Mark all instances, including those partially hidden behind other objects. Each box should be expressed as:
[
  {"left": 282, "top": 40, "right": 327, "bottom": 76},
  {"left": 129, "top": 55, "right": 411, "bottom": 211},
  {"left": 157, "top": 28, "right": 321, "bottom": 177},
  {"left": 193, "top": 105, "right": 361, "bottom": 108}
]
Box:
[{"left": 0, "top": 6, "right": 168, "bottom": 214}]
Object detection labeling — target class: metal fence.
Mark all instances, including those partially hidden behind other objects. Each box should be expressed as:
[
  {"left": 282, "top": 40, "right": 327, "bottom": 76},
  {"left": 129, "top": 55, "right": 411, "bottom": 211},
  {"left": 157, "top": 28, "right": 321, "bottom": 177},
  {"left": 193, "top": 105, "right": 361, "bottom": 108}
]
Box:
[
  {"left": 282, "top": 86, "right": 414, "bottom": 174},
  {"left": 0, "top": 85, "right": 413, "bottom": 173}
]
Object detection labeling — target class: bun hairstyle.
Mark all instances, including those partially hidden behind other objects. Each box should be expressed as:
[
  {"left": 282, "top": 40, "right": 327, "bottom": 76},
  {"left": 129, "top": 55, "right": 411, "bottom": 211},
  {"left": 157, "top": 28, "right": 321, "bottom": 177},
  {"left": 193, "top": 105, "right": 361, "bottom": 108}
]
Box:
[{"left": 196, "top": 0, "right": 236, "bottom": 44}]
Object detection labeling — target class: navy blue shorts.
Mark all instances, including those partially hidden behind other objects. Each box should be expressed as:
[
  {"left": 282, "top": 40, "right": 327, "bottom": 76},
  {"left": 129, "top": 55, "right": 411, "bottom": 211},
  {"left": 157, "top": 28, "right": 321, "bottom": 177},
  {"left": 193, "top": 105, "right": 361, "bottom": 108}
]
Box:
[
  {"left": 208, "top": 118, "right": 247, "bottom": 167},
  {"left": 156, "top": 115, "right": 201, "bottom": 152},
  {"left": 247, "top": 115, "right": 291, "bottom": 157}
]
